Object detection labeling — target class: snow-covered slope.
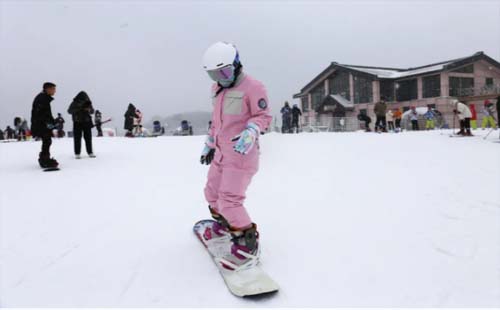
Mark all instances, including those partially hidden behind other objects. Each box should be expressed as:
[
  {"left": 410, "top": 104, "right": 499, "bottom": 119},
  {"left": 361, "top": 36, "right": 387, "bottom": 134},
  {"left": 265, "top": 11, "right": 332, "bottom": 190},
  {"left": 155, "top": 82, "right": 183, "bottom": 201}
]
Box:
[{"left": 1, "top": 131, "right": 499, "bottom": 307}]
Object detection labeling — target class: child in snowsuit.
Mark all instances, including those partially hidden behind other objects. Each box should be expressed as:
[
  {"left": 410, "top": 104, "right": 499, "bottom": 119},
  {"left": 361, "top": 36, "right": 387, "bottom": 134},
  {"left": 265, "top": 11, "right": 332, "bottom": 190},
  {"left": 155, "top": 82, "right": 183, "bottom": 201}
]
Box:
[
  {"left": 481, "top": 100, "right": 497, "bottom": 130},
  {"left": 393, "top": 108, "right": 402, "bottom": 132},
  {"left": 200, "top": 42, "right": 272, "bottom": 269},
  {"left": 386, "top": 109, "right": 395, "bottom": 131},
  {"left": 469, "top": 104, "right": 478, "bottom": 130},
  {"left": 409, "top": 107, "right": 419, "bottom": 131},
  {"left": 424, "top": 107, "right": 435, "bottom": 130}
]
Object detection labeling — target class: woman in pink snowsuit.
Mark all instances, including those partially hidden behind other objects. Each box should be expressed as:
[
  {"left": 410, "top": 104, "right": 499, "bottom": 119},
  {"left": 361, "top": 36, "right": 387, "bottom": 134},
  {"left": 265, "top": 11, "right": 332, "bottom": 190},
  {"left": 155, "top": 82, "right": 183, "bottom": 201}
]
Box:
[{"left": 200, "top": 42, "right": 272, "bottom": 257}]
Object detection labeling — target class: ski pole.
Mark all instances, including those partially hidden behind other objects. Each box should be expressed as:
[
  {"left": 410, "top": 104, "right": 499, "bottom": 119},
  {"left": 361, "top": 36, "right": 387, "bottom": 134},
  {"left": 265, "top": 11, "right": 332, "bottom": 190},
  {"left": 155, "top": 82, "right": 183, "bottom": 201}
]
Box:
[{"left": 483, "top": 127, "right": 495, "bottom": 140}]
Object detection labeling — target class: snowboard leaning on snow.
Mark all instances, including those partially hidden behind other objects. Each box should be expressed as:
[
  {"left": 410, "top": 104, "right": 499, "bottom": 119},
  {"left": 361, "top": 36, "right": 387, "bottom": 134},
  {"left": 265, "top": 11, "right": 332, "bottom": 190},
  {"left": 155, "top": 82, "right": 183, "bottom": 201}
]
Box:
[{"left": 193, "top": 219, "right": 279, "bottom": 297}]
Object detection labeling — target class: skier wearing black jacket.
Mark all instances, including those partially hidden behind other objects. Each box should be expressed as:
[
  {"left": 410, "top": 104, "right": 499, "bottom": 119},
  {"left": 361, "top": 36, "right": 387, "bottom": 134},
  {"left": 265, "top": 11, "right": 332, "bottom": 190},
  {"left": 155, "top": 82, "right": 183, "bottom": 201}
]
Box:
[
  {"left": 291, "top": 103, "right": 302, "bottom": 133},
  {"left": 68, "top": 91, "right": 95, "bottom": 159},
  {"left": 31, "top": 82, "right": 58, "bottom": 168},
  {"left": 124, "top": 103, "right": 137, "bottom": 137}
]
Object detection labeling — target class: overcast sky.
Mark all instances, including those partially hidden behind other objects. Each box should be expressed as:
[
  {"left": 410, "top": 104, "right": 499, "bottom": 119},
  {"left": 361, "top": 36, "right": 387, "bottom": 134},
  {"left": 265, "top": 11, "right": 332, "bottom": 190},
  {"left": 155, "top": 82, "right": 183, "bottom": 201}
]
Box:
[{"left": 1, "top": 0, "right": 499, "bottom": 129}]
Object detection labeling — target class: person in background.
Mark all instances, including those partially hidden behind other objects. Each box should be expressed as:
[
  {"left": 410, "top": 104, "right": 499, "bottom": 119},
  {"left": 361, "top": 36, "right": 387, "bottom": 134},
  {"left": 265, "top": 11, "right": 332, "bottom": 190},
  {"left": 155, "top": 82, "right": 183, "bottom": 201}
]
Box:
[
  {"left": 496, "top": 96, "right": 500, "bottom": 127},
  {"left": 68, "top": 91, "right": 96, "bottom": 158},
  {"left": 133, "top": 109, "right": 143, "bottom": 136},
  {"left": 393, "top": 107, "right": 402, "bottom": 132},
  {"left": 94, "top": 110, "right": 103, "bottom": 137},
  {"left": 0, "top": 128, "right": 4, "bottom": 140},
  {"left": 373, "top": 99, "right": 387, "bottom": 132},
  {"left": 481, "top": 100, "right": 497, "bottom": 130},
  {"left": 5, "top": 126, "right": 15, "bottom": 139},
  {"left": 357, "top": 112, "right": 372, "bottom": 132},
  {"left": 451, "top": 99, "right": 472, "bottom": 136},
  {"left": 386, "top": 109, "right": 395, "bottom": 132},
  {"left": 30, "top": 82, "right": 58, "bottom": 168},
  {"left": 54, "top": 113, "right": 65, "bottom": 137},
  {"left": 469, "top": 103, "right": 478, "bottom": 130},
  {"left": 124, "top": 103, "right": 136, "bottom": 137},
  {"left": 410, "top": 106, "right": 419, "bottom": 131},
  {"left": 291, "top": 103, "right": 302, "bottom": 133},
  {"left": 280, "top": 101, "right": 292, "bottom": 133},
  {"left": 424, "top": 106, "right": 435, "bottom": 130}
]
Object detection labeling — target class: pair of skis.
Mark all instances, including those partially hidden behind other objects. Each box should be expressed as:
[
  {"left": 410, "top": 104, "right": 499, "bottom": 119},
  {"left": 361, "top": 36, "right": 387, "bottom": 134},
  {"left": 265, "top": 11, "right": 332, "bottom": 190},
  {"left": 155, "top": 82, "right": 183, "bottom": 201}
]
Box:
[{"left": 193, "top": 219, "right": 279, "bottom": 298}]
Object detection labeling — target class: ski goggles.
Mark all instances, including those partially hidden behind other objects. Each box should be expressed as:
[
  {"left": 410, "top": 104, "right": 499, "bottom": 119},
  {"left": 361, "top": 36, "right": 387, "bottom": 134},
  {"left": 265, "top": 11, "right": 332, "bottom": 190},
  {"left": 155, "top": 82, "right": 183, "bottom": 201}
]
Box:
[{"left": 206, "top": 65, "right": 235, "bottom": 83}]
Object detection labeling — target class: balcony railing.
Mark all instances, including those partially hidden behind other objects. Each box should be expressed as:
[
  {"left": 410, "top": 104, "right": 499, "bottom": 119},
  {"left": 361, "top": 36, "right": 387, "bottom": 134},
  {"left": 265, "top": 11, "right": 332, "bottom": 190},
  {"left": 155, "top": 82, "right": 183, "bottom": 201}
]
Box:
[{"left": 450, "top": 85, "right": 500, "bottom": 97}]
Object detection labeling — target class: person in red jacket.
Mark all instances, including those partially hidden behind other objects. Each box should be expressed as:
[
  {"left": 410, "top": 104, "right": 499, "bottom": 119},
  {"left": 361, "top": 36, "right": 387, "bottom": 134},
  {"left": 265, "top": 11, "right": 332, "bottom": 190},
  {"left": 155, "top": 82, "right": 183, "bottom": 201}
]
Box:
[{"left": 469, "top": 103, "right": 477, "bottom": 130}]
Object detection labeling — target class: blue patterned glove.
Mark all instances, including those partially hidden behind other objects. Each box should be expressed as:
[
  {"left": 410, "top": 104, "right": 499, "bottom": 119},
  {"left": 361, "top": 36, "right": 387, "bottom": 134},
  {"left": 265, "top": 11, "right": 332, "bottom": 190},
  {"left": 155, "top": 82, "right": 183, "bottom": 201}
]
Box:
[{"left": 232, "top": 123, "right": 259, "bottom": 155}]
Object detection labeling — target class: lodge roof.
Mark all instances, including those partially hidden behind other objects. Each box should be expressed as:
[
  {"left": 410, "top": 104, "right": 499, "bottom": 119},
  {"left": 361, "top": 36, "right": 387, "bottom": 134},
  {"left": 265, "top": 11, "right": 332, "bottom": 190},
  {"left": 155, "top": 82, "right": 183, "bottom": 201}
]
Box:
[{"left": 294, "top": 51, "right": 500, "bottom": 98}]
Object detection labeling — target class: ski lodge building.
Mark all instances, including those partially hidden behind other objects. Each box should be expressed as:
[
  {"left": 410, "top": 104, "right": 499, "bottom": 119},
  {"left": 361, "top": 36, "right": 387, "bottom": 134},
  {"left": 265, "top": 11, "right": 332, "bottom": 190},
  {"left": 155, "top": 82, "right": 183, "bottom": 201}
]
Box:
[{"left": 293, "top": 51, "right": 500, "bottom": 129}]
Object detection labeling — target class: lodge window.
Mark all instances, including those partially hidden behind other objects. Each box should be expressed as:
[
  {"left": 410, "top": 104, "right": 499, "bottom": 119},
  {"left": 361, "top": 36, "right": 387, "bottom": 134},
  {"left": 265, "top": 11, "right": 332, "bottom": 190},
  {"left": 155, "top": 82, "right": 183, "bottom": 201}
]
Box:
[
  {"left": 486, "top": 77, "right": 493, "bottom": 86},
  {"left": 396, "top": 78, "right": 418, "bottom": 101},
  {"left": 380, "top": 80, "right": 395, "bottom": 102},
  {"left": 311, "top": 84, "right": 325, "bottom": 111},
  {"left": 449, "top": 77, "right": 474, "bottom": 96},
  {"left": 451, "top": 64, "right": 474, "bottom": 74},
  {"left": 353, "top": 75, "right": 373, "bottom": 104},
  {"left": 328, "top": 71, "right": 351, "bottom": 100},
  {"left": 301, "top": 96, "right": 309, "bottom": 112},
  {"left": 422, "top": 75, "right": 441, "bottom": 98}
]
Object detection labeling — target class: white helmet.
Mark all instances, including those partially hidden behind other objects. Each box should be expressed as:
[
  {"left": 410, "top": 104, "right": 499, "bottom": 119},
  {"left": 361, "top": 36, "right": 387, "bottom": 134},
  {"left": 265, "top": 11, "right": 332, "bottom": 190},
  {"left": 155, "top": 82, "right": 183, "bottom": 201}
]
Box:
[{"left": 202, "top": 41, "right": 239, "bottom": 71}]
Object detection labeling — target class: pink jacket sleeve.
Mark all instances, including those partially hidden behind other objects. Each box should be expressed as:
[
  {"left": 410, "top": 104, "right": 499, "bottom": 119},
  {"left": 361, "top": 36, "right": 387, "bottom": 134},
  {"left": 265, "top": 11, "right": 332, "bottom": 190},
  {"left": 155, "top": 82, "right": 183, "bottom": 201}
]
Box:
[{"left": 247, "top": 81, "right": 272, "bottom": 133}]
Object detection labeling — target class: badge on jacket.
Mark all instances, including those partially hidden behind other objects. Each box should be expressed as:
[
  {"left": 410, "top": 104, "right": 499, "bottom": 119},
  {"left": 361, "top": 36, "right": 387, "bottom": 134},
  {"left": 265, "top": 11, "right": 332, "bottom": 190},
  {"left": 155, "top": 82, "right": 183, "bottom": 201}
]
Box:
[{"left": 258, "top": 99, "right": 267, "bottom": 110}]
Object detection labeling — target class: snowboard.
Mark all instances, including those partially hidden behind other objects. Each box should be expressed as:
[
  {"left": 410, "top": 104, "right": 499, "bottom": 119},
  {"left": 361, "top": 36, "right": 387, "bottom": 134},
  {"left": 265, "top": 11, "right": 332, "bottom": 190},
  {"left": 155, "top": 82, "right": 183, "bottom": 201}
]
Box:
[
  {"left": 193, "top": 219, "right": 279, "bottom": 298},
  {"left": 43, "top": 167, "right": 60, "bottom": 172}
]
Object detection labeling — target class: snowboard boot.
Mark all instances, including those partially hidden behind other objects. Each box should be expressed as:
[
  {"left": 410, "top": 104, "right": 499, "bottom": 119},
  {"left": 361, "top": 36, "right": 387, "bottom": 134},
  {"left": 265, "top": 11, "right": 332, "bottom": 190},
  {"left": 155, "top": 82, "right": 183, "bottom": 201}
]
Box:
[
  {"left": 219, "top": 223, "right": 260, "bottom": 271},
  {"left": 46, "top": 157, "right": 59, "bottom": 168},
  {"left": 75, "top": 154, "right": 81, "bottom": 159},
  {"left": 456, "top": 129, "right": 465, "bottom": 136},
  {"left": 466, "top": 129, "right": 473, "bottom": 136},
  {"left": 202, "top": 206, "right": 231, "bottom": 241},
  {"left": 38, "top": 153, "right": 50, "bottom": 168},
  {"left": 88, "top": 153, "right": 96, "bottom": 158}
]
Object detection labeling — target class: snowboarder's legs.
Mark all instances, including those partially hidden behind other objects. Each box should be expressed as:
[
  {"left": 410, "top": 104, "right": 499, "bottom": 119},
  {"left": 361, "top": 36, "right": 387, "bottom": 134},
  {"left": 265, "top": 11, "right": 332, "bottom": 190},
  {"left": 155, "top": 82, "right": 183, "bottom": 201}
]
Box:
[
  {"left": 83, "top": 126, "right": 93, "bottom": 154},
  {"left": 481, "top": 116, "right": 497, "bottom": 129},
  {"left": 41, "top": 132, "right": 52, "bottom": 158},
  {"left": 73, "top": 124, "right": 83, "bottom": 155},
  {"left": 411, "top": 120, "right": 419, "bottom": 131},
  {"left": 96, "top": 124, "right": 103, "bottom": 137},
  {"left": 204, "top": 151, "right": 258, "bottom": 229}
]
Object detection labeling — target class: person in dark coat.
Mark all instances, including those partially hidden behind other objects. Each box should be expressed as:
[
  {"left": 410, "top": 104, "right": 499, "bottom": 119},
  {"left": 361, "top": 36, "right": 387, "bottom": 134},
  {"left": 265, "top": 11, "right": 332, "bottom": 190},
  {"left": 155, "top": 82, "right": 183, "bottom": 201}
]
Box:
[
  {"left": 68, "top": 91, "right": 95, "bottom": 158},
  {"left": 373, "top": 99, "right": 387, "bottom": 132},
  {"left": 31, "top": 82, "right": 58, "bottom": 168},
  {"left": 94, "top": 110, "right": 103, "bottom": 137},
  {"left": 5, "top": 126, "right": 15, "bottom": 139},
  {"left": 54, "top": 113, "right": 65, "bottom": 138},
  {"left": 124, "top": 103, "right": 136, "bottom": 137},
  {"left": 291, "top": 103, "right": 302, "bottom": 133},
  {"left": 357, "top": 112, "right": 372, "bottom": 132},
  {"left": 0, "top": 128, "right": 4, "bottom": 140},
  {"left": 280, "top": 101, "right": 292, "bottom": 133}
]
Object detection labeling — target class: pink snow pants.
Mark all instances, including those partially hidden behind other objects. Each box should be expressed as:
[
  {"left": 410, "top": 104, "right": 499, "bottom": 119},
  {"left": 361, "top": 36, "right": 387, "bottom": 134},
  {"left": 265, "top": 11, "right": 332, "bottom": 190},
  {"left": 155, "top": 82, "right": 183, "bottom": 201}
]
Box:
[{"left": 204, "top": 143, "right": 259, "bottom": 229}]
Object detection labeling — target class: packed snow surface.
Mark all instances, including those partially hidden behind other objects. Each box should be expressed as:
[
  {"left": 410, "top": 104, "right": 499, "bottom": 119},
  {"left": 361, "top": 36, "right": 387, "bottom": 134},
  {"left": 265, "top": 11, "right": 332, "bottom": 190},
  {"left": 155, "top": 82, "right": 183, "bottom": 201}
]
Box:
[{"left": 1, "top": 130, "right": 499, "bottom": 307}]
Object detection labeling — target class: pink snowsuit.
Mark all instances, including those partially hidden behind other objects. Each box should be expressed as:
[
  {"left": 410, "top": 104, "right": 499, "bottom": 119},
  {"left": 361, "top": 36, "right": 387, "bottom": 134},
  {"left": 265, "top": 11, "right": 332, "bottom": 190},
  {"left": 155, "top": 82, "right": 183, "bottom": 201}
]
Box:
[{"left": 204, "top": 73, "right": 272, "bottom": 229}]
